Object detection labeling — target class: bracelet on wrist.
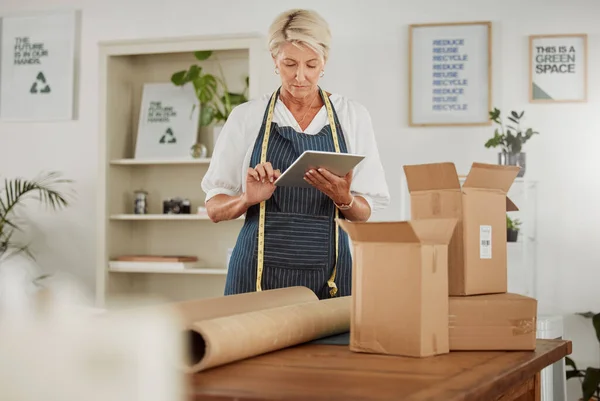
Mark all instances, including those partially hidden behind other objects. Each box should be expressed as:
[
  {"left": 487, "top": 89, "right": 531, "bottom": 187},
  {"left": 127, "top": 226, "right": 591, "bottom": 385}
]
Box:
[{"left": 334, "top": 195, "right": 354, "bottom": 210}]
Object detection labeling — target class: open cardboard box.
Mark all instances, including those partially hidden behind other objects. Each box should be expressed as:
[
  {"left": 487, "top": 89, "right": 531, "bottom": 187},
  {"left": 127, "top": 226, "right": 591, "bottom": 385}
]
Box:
[
  {"left": 403, "top": 162, "right": 520, "bottom": 296},
  {"left": 338, "top": 217, "right": 457, "bottom": 358}
]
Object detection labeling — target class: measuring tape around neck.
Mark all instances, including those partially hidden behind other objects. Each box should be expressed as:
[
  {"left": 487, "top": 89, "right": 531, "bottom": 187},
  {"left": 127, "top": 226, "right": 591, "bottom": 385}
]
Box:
[{"left": 256, "top": 88, "right": 341, "bottom": 298}]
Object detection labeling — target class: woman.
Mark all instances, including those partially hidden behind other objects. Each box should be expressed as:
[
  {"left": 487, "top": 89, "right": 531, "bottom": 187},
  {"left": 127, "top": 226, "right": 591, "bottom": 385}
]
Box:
[{"left": 202, "top": 9, "right": 390, "bottom": 299}]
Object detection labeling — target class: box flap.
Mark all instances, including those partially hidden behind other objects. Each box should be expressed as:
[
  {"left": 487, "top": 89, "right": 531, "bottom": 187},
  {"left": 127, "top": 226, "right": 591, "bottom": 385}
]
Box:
[
  {"left": 506, "top": 197, "right": 519, "bottom": 212},
  {"left": 450, "top": 292, "right": 534, "bottom": 303},
  {"left": 463, "top": 163, "right": 520, "bottom": 193},
  {"left": 403, "top": 163, "right": 460, "bottom": 192},
  {"left": 337, "top": 219, "right": 420, "bottom": 243},
  {"left": 409, "top": 218, "right": 458, "bottom": 244}
]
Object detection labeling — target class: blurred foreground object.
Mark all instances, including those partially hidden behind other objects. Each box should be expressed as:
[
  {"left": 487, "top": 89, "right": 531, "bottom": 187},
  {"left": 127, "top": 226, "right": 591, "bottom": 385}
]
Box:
[{"left": 0, "top": 269, "right": 187, "bottom": 401}]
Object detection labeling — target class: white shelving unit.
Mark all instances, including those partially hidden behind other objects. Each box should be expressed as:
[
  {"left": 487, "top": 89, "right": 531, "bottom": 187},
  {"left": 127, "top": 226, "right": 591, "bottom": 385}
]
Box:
[
  {"left": 399, "top": 172, "right": 538, "bottom": 298},
  {"left": 506, "top": 178, "right": 538, "bottom": 298},
  {"left": 96, "top": 34, "right": 264, "bottom": 307}
]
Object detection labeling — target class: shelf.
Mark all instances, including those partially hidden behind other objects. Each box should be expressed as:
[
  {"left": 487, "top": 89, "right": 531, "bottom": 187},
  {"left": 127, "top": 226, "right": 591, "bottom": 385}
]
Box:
[
  {"left": 110, "top": 158, "right": 211, "bottom": 165},
  {"left": 507, "top": 236, "right": 536, "bottom": 247},
  {"left": 109, "top": 214, "right": 244, "bottom": 221},
  {"left": 109, "top": 267, "right": 228, "bottom": 275},
  {"left": 110, "top": 214, "right": 210, "bottom": 220}
]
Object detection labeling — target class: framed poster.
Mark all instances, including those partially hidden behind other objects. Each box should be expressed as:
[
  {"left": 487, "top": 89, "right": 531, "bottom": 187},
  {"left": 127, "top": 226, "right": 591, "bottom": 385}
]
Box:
[
  {"left": 529, "top": 34, "right": 587, "bottom": 103},
  {"left": 0, "top": 10, "right": 79, "bottom": 121},
  {"left": 134, "top": 83, "right": 200, "bottom": 160},
  {"left": 409, "top": 21, "right": 492, "bottom": 127}
]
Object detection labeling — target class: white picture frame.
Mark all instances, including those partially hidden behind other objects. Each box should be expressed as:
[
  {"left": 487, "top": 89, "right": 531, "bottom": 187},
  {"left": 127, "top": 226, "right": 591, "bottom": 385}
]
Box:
[
  {"left": 134, "top": 83, "right": 200, "bottom": 160},
  {"left": 529, "top": 34, "right": 587, "bottom": 103},
  {"left": 409, "top": 21, "right": 492, "bottom": 127},
  {"left": 0, "top": 10, "right": 79, "bottom": 121}
]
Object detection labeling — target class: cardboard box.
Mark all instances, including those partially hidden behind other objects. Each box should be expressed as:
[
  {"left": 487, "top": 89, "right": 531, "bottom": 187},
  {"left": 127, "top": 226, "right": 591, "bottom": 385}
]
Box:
[
  {"left": 449, "top": 293, "right": 537, "bottom": 350},
  {"left": 338, "top": 218, "right": 457, "bottom": 358},
  {"left": 403, "top": 162, "right": 520, "bottom": 296}
]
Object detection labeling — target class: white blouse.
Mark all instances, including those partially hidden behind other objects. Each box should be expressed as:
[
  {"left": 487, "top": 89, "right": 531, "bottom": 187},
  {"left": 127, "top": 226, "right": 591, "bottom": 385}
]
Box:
[{"left": 201, "top": 92, "right": 391, "bottom": 212}]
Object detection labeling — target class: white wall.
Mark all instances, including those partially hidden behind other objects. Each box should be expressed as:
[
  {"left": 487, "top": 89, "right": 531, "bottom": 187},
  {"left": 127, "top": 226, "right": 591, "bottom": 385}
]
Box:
[{"left": 0, "top": 0, "right": 599, "bottom": 398}]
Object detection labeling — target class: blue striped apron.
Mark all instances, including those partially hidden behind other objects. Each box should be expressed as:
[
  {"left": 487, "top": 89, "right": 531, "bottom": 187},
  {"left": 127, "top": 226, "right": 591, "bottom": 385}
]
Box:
[{"left": 224, "top": 87, "right": 352, "bottom": 300}]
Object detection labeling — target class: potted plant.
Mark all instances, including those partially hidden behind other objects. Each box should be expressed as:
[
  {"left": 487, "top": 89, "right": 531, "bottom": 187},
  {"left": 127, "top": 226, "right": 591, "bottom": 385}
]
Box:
[
  {"left": 506, "top": 215, "right": 521, "bottom": 242},
  {"left": 170, "top": 51, "right": 249, "bottom": 153},
  {"left": 485, "top": 107, "right": 540, "bottom": 177},
  {"left": 566, "top": 312, "right": 600, "bottom": 401},
  {"left": 1, "top": 171, "right": 72, "bottom": 271}
]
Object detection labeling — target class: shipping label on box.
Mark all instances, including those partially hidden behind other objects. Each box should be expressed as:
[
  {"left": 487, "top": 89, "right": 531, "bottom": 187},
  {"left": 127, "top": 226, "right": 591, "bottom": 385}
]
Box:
[
  {"left": 338, "top": 218, "right": 457, "bottom": 358},
  {"left": 403, "top": 162, "right": 520, "bottom": 296}
]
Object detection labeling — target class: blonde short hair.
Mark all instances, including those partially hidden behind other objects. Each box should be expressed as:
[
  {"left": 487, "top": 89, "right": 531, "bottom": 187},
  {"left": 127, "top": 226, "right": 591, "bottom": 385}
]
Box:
[{"left": 268, "top": 9, "right": 332, "bottom": 62}]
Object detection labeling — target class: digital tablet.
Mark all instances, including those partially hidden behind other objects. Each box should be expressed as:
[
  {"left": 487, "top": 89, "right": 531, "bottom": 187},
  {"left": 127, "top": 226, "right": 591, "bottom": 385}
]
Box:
[{"left": 274, "top": 150, "right": 365, "bottom": 188}]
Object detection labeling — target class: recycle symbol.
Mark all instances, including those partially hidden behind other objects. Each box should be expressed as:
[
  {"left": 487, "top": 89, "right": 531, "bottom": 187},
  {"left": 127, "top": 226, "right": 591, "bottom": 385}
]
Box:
[
  {"left": 159, "top": 127, "right": 177, "bottom": 144},
  {"left": 30, "top": 72, "right": 51, "bottom": 94}
]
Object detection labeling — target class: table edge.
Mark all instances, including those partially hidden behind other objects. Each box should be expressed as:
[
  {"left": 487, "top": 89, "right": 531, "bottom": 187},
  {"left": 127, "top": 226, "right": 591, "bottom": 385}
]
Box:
[{"left": 191, "top": 339, "right": 572, "bottom": 401}]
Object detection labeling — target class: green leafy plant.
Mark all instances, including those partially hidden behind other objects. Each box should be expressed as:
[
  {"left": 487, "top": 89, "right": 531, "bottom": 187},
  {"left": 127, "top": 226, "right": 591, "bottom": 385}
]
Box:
[
  {"left": 486, "top": 108, "right": 539, "bottom": 154},
  {"left": 0, "top": 171, "right": 72, "bottom": 262},
  {"left": 506, "top": 215, "right": 521, "bottom": 231},
  {"left": 171, "top": 50, "right": 249, "bottom": 127},
  {"left": 566, "top": 312, "right": 600, "bottom": 401}
]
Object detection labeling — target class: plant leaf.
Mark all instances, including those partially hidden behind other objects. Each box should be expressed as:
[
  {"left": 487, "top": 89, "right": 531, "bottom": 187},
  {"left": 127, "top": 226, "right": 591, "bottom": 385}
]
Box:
[
  {"left": 0, "top": 171, "right": 72, "bottom": 258},
  {"left": 184, "top": 65, "right": 201, "bottom": 82},
  {"left": 577, "top": 312, "right": 596, "bottom": 319},
  {"left": 223, "top": 92, "right": 246, "bottom": 107},
  {"left": 33, "top": 274, "right": 52, "bottom": 287},
  {"left": 194, "top": 74, "right": 218, "bottom": 104},
  {"left": 199, "top": 105, "right": 215, "bottom": 127},
  {"left": 508, "top": 116, "right": 519, "bottom": 124},
  {"left": 1, "top": 215, "right": 18, "bottom": 231},
  {"left": 170, "top": 70, "right": 187, "bottom": 86},
  {"left": 566, "top": 356, "right": 579, "bottom": 370},
  {"left": 214, "top": 109, "right": 227, "bottom": 121},
  {"left": 592, "top": 313, "right": 600, "bottom": 344},
  {"left": 194, "top": 51, "right": 212, "bottom": 61},
  {"left": 489, "top": 107, "right": 500, "bottom": 123},
  {"left": 197, "top": 88, "right": 212, "bottom": 104},
  {"left": 582, "top": 367, "right": 600, "bottom": 401},
  {"left": 201, "top": 75, "right": 218, "bottom": 91},
  {"left": 171, "top": 51, "right": 249, "bottom": 123}
]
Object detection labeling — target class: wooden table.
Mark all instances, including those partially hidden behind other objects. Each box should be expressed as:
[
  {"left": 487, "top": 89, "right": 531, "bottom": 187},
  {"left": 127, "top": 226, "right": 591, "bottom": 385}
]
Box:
[{"left": 191, "top": 339, "right": 571, "bottom": 401}]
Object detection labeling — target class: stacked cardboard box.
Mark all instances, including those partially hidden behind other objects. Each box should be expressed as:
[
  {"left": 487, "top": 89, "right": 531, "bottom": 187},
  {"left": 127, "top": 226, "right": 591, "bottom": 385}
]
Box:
[{"left": 339, "top": 162, "right": 537, "bottom": 358}]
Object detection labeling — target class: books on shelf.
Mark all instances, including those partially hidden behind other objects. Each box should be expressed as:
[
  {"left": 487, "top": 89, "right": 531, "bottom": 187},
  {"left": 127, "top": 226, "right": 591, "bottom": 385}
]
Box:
[
  {"left": 109, "top": 255, "right": 206, "bottom": 272},
  {"left": 110, "top": 158, "right": 211, "bottom": 165}
]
